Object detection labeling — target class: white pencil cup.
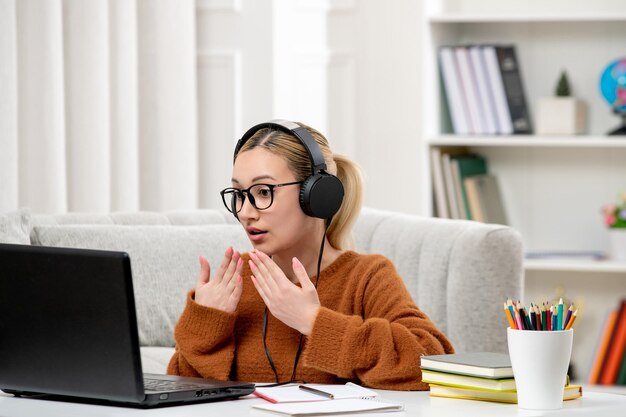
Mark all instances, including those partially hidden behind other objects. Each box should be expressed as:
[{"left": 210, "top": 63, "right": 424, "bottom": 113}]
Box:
[{"left": 507, "top": 328, "right": 573, "bottom": 410}]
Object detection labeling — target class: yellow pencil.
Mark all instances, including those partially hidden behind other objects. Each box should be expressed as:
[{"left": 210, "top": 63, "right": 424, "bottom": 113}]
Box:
[
  {"left": 564, "top": 309, "right": 578, "bottom": 330},
  {"left": 504, "top": 302, "right": 516, "bottom": 329}
]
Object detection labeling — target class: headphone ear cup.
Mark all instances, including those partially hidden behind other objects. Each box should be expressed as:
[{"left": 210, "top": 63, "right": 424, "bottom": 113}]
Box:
[{"left": 299, "top": 174, "right": 344, "bottom": 219}]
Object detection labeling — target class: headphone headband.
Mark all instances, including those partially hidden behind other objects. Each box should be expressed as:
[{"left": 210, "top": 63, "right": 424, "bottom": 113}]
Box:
[{"left": 234, "top": 119, "right": 327, "bottom": 175}]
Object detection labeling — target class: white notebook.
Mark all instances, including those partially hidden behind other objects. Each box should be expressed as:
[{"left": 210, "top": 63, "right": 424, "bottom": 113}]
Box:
[
  {"left": 251, "top": 398, "right": 404, "bottom": 416},
  {"left": 254, "top": 382, "right": 378, "bottom": 403}
]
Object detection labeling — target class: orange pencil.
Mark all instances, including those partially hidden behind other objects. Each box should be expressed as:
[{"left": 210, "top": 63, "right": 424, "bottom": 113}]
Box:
[
  {"left": 564, "top": 309, "right": 578, "bottom": 330},
  {"left": 504, "top": 302, "right": 516, "bottom": 329}
]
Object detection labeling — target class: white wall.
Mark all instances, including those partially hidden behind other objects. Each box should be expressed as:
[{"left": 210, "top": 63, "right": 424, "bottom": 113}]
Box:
[
  {"left": 2, "top": 0, "right": 425, "bottom": 215},
  {"left": 196, "top": 0, "right": 425, "bottom": 214}
]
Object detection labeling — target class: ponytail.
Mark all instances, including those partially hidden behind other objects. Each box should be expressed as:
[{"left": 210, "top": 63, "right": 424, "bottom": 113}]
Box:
[{"left": 327, "top": 154, "right": 363, "bottom": 250}]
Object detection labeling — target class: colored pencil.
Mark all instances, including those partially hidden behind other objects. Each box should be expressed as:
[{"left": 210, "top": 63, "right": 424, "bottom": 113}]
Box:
[
  {"left": 564, "top": 309, "right": 578, "bottom": 330},
  {"left": 546, "top": 303, "right": 552, "bottom": 331},
  {"left": 514, "top": 308, "right": 524, "bottom": 331},
  {"left": 541, "top": 304, "right": 547, "bottom": 331},
  {"left": 558, "top": 298, "right": 564, "bottom": 331},
  {"left": 507, "top": 299, "right": 516, "bottom": 326},
  {"left": 504, "top": 302, "right": 516, "bottom": 329},
  {"left": 563, "top": 305, "right": 573, "bottom": 331}
]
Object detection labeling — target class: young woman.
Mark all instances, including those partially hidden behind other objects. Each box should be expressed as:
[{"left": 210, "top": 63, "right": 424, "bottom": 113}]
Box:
[{"left": 167, "top": 121, "right": 454, "bottom": 390}]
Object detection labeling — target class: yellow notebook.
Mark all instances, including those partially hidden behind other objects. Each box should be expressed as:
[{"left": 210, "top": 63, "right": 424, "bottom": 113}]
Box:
[
  {"left": 421, "top": 369, "right": 516, "bottom": 391},
  {"left": 429, "top": 384, "right": 582, "bottom": 404}
]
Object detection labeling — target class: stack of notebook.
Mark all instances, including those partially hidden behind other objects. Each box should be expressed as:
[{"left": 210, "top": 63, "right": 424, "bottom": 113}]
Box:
[{"left": 420, "top": 352, "right": 582, "bottom": 404}]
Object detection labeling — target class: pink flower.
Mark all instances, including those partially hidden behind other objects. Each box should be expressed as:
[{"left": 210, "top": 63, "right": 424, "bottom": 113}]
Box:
[{"left": 606, "top": 214, "right": 617, "bottom": 226}]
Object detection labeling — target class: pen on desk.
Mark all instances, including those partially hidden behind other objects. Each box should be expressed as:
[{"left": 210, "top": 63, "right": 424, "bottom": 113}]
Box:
[{"left": 299, "top": 385, "right": 334, "bottom": 399}]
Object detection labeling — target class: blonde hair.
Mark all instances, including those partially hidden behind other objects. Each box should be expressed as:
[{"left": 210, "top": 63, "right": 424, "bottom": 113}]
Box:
[{"left": 236, "top": 122, "right": 363, "bottom": 250}]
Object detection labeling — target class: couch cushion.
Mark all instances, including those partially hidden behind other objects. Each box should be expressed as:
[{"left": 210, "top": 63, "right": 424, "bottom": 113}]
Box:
[
  {"left": 0, "top": 208, "right": 31, "bottom": 244},
  {"left": 31, "top": 224, "right": 252, "bottom": 347}
]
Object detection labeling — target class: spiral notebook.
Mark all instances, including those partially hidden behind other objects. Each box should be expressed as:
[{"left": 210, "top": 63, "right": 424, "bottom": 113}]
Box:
[
  {"left": 254, "top": 382, "right": 378, "bottom": 403},
  {"left": 251, "top": 398, "right": 404, "bottom": 416}
]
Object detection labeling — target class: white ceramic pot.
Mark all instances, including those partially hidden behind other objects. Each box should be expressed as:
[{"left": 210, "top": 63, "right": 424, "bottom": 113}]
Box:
[
  {"left": 609, "top": 228, "right": 626, "bottom": 261},
  {"left": 536, "top": 97, "right": 586, "bottom": 135}
]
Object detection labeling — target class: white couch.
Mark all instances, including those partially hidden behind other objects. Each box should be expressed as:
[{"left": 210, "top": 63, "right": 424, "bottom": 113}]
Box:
[{"left": 0, "top": 207, "right": 523, "bottom": 374}]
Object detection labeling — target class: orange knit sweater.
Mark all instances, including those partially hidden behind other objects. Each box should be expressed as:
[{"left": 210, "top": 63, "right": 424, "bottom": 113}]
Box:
[{"left": 167, "top": 251, "right": 454, "bottom": 390}]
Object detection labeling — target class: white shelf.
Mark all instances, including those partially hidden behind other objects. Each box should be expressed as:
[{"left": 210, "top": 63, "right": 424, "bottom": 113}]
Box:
[
  {"left": 421, "top": 0, "right": 626, "bottom": 395},
  {"left": 427, "top": 136, "right": 626, "bottom": 148},
  {"left": 428, "top": 14, "right": 626, "bottom": 23},
  {"left": 525, "top": 259, "right": 626, "bottom": 273}
]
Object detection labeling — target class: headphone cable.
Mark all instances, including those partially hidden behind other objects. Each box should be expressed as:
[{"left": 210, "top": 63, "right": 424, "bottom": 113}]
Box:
[{"left": 260, "top": 218, "right": 331, "bottom": 386}]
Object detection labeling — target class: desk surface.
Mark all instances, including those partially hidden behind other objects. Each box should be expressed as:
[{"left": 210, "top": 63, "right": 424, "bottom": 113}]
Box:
[{"left": 1, "top": 389, "right": 626, "bottom": 417}]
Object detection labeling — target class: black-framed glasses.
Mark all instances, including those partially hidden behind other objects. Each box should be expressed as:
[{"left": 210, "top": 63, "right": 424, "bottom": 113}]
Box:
[{"left": 220, "top": 181, "right": 303, "bottom": 214}]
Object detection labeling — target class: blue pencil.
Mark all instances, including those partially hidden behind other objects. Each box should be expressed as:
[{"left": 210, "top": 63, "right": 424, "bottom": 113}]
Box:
[{"left": 558, "top": 298, "right": 564, "bottom": 330}]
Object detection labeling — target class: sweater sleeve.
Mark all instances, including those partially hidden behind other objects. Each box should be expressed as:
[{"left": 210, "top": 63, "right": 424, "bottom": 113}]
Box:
[
  {"left": 302, "top": 259, "right": 454, "bottom": 390},
  {"left": 167, "top": 290, "right": 237, "bottom": 380}
]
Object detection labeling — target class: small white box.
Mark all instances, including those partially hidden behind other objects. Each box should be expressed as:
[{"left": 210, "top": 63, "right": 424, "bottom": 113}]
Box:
[{"left": 536, "top": 97, "right": 586, "bottom": 135}]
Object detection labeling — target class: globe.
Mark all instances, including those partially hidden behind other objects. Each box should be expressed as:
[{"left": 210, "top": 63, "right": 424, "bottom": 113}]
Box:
[{"left": 599, "top": 57, "right": 626, "bottom": 135}]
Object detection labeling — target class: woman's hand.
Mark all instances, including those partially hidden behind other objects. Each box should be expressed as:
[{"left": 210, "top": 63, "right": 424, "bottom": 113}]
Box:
[
  {"left": 194, "top": 246, "right": 243, "bottom": 313},
  {"left": 248, "top": 250, "right": 320, "bottom": 335}
]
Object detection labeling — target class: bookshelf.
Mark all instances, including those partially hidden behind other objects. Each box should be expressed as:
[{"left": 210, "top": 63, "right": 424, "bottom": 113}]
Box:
[{"left": 421, "top": 1, "right": 626, "bottom": 382}]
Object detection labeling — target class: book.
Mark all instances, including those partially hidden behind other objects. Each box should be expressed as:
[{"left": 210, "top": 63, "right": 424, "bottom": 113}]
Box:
[
  {"left": 455, "top": 46, "right": 484, "bottom": 134},
  {"left": 482, "top": 45, "right": 513, "bottom": 134},
  {"left": 617, "top": 345, "right": 626, "bottom": 384},
  {"left": 588, "top": 309, "right": 618, "bottom": 384},
  {"left": 421, "top": 369, "right": 516, "bottom": 391},
  {"left": 251, "top": 398, "right": 403, "bottom": 416},
  {"left": 439, "top": 46, "right": 471, "bottom": 134},
  {"left": 442, "top": 153, "right": 462, "bottom": 219},
  {"left": 452, "top": 154, "right": 487, "bottom": 219},
  {"left": 420, "top": 352, "right": 513, "bottom": 379},
  {"left": 599, "top": 299, "right": 626, "bottom": 384},
  {"left": 463, "top": 174, "right": 508, "bottom": 225},
  {"left": 450, "top": 159, "right": 467, "bottom": 219},
  {"left": 464, "top": 176, "right": 485, "bottom": 222},
  {"left": 468, "top": 45, "right": 498, "bottom": 135},
  {"left": 254, "top": 382, "right": 378, "bottom": 404},
  {"left": 430, "top": 147, "right": 449, "bottom": 218},
  {"left": 494, "top": 45, "right": 532, "bottom": 134},
  {"left": 428, "top": 384, "right": 583, "bottom": 404}
]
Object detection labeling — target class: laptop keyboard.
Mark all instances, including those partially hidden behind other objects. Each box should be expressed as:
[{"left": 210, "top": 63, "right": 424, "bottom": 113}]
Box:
[{"left": 143, "top": 378, "right": 207, "bottom": 392}]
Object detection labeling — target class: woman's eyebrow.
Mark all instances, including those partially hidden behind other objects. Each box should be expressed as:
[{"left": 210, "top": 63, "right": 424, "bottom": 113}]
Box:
[{"left": 231, "top": 175, "right": 277, "bottom": 184}]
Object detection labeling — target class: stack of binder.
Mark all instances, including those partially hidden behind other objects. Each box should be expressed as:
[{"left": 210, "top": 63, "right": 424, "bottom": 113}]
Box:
[
  {"left": 439, "top": 44, "right": 532, "bottom": 135},
  {"left": 420, "top": 352, "right": 582, "bottom": 404}
]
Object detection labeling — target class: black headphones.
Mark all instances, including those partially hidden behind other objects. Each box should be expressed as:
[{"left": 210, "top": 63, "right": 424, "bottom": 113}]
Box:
[{"left": 233, "top": 119, "right": 344, "bottom": 220}]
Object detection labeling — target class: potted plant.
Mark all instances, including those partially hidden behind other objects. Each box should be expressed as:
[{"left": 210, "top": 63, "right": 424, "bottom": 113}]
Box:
[
  {"left": 536, "top": 71, "right": 587, "bottom": 135},
  {"left": 602, "top": 193, "right": 626, "bottom": 261}
]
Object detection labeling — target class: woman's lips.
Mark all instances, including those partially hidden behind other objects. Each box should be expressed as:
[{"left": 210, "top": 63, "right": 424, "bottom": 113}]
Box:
[{"left": 247, "top": 227, "right": 267, "bottom": 242}]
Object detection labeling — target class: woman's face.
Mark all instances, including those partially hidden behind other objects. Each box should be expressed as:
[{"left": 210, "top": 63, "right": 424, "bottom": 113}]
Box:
[{"left": 231, "top": 148, "right": 318, "bottom": 255}]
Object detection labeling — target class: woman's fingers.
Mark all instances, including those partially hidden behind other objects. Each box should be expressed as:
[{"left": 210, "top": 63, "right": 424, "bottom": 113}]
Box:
[
  {"left": 213, "top": 246, "right": 234, "bottom": 284},
  {"left": 196, "top": 256, "right": 210, "bottom": 288},
  {"left": 292, "top": 257, "right": 315, "bottom": 290}
]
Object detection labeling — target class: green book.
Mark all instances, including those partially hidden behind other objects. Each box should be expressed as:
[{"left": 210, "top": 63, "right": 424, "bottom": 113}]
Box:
[
  {"left": 451, "top": 155, "right": 487, "bottom": 219},
  {"left": 617, "top": 348, "right": 626, "bottom": 385}
]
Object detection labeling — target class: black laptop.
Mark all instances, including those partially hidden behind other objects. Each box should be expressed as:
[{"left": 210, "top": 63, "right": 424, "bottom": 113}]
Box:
[{"left": 0, "top": 243, "right": 255, "bottom": 407}]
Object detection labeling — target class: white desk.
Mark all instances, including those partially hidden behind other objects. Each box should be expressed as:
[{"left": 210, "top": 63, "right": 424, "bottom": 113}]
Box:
[{"left": 1, "top": 389, "right": 625, "bottom": 417}]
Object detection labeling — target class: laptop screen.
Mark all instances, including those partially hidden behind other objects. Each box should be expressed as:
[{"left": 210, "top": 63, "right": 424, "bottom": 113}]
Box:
[{"left": 0, "top": 244, "right": 145, "bottom": 403}]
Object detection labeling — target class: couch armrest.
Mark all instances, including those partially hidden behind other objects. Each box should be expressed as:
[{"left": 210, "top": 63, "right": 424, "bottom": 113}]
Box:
[{"left": 354, "top": 208, "right": 523, "bottom": 353}]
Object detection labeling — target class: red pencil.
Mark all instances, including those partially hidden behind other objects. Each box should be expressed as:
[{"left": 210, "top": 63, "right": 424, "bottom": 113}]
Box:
[{"left": 546, "top": 302, "right": 552, "bottom": 331}]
